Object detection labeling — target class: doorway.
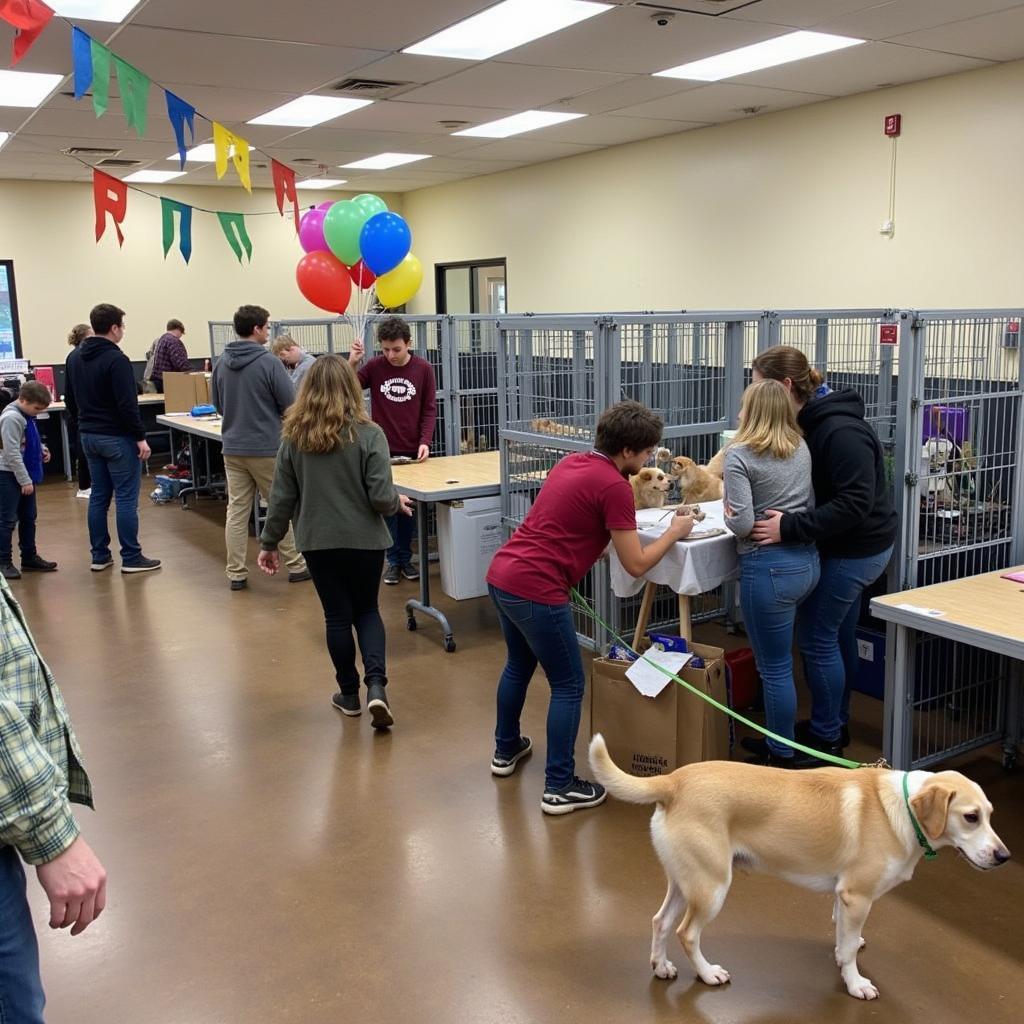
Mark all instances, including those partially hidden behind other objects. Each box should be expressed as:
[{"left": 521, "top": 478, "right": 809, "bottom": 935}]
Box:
[{"left": 435, "top": 259, "right": 506, "bottom": 315}]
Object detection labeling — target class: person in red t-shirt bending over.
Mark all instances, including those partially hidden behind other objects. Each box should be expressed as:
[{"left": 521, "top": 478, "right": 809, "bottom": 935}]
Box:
[
  {"left": 486, "top": 401, "right": 695, "bottom": 816},
  {"left": 349, "top": 317, "right": 437, "bottom": 586}
]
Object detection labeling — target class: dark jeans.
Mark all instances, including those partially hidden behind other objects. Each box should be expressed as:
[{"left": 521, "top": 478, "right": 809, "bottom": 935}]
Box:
[
  {"left": 68, "top": 422, "right": 91, "bottom": 490},
  {"left": 386, "top": 511, "right": 416, "bottom": 568},
  {"left": 490, "top": 584, "right": 586, "bottom": 790},
  {"left": 81, "top": 433, "right": 142, "bottom": 564},
  {"left": 0, "top": 472, "right": 37, "bottom": 563},
  {"left": 797, "top": 545, "right": 895, "bottom": 740},
  {"left": 305, "top": 548, "right": 387, "bottom": 693},
  {"left": 0, "top": 846, "right": 46, "bottom": 1023}
]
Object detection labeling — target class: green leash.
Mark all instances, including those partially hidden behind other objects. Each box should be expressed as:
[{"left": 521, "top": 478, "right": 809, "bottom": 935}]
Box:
[
  {"left": 570, "top": 587, "right": 863, "bottom": 770},
  {"left": 902, "top": 770, "right": 939, "bottom": 860}
]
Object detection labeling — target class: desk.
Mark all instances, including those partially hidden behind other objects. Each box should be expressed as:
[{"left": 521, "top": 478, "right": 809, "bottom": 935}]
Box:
[
  {"left": 45, "top": 394, "right": 166, "bottom": 481},
  {"left": 871, "top": 567, "right": 1024, "bottom": 770},
  {"left": 156, "top": 413, "right": 225, "bottom": 506},
  {"left": 391, "top": 451, "right": 501, "bottom": 653}
]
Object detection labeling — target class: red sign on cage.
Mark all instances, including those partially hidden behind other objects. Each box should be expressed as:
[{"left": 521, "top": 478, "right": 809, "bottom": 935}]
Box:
[
  {"left": 884, "top": 114, "right": 901, "bottom": 137},
  {"left": 879, "top": 324, "right": 898, "bottom": 345}
]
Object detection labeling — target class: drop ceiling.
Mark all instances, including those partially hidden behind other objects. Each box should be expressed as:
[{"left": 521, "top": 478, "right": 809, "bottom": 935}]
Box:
[{"left": 1, "top": 0, "right": 1022, "bottom": 192}]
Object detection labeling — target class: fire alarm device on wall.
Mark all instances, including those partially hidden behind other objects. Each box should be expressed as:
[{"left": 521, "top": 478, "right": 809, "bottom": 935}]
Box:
[{"left": 884, "top": 114, "right": 901, "bottom": 137}]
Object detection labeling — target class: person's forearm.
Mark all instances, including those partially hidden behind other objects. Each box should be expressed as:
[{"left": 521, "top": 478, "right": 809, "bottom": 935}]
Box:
[{"left": 631, "top": 530, "right": 681, "bottom": 576}]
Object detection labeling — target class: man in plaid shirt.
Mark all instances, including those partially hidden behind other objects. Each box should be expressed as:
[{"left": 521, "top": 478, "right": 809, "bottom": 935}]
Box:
[{"left": 0, "top": 576, "right": 106, "bottom": 1021}]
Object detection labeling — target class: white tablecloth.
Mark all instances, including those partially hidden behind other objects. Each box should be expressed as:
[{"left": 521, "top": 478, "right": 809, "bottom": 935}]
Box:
[{"left": 608, "top": 499, "right": 740, "bottom": 598}]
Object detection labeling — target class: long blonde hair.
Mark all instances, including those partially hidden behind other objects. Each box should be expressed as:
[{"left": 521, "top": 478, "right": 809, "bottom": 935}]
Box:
[
  {"left": 282, "top": 354, "right": 369, "bottom": 453},
  {"left": 733, "top": 379, "right": 802, "bottom": 458}
]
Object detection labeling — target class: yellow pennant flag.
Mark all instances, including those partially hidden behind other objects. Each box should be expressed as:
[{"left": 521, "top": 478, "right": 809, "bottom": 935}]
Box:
[{"left": 212, "top": 121, "right": 252, "bottom": 192}]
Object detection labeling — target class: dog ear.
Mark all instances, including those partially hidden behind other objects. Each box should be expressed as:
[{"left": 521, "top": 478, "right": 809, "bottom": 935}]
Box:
[{"left": 911, "top": 783, "right": 955, "bottom": 840}]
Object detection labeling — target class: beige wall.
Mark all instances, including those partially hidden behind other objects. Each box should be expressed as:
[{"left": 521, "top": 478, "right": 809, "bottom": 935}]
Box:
[
  {"left": 404, "top": 59, "right": 1024, "bottom": 316},
  {"left": 0, "top": 181, "right": 402, "bottom": 364}
]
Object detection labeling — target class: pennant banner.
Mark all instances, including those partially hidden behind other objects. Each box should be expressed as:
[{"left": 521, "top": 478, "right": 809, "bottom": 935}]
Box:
[
  {"left": 90, "top": 38, "right": 111, "bottom": 118},
  {"left": 93, "top": 170, "right": 128, "bottom": 247},
  {"left": 165, "top": 91, "right": 195, "bottom": 170},
  {"left": 71, "top": 26, "right": 92, "bottom": 98},
  {"left": 0, "top": 0, "right": 55, "bottom": 66},
  {"left": 271, "top": 159, "right": 299, "bottom": 234},
  {"left": 161, "top": 198, "right": 193, "bottom": 264},
  {"left": 213, "top": 121, "right": 251, "bottom": 192},
  {"left": 217, "top": 212, "right": 252, "bottom": 263},
  {"left": 114, "top": 55, "right": 150, "bottom": 138}
]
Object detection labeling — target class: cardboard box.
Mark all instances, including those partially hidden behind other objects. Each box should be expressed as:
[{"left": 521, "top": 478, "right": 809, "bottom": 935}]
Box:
[
  {"left": 590, "top": 642, "right": 729, "bottom": 777},
  {"left": 163, "top": 371, "right": 211, "bottom": 413}
]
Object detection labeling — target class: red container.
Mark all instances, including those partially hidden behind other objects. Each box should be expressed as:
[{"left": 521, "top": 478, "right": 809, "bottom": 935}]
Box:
[{"left": 724, "top": 648, "right": 760, "bottom": 711}]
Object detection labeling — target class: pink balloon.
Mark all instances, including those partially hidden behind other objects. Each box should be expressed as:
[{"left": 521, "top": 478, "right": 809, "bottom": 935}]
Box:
[
  {"left": 299, "top": 208, "right": 328, "bottom": 254},
  {"left": 316, "top": 201, "right": 334, "bottom": 211}
]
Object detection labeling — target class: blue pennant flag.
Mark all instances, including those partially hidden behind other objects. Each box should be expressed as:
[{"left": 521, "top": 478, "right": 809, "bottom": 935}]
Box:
[
  {"left": 165, "top": 91, "right": 196, "bottom": 170},
  {"left": 72, "top": 27, "right": 92, "bottom": 99}
]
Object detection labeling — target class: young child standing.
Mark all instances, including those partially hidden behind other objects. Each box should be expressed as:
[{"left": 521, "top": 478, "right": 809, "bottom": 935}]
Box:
[
  {"left": 486, "top": 401, "right": 694, "bottom": 815},
  {"left": 0, "top": 381, "right": 58, "bottom": 579},
  {"left": 348, "top": 317, "right": 437, "bottom": 585}
]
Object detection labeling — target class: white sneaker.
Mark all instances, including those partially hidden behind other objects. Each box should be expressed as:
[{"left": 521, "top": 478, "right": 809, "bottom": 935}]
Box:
[{"left": 76, "top": 489, "right": 91, "bottom": 499}]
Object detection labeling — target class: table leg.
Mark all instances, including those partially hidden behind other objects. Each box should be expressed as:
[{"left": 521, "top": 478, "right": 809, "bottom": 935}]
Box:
[
  {"left": 887, "top": 623, "right": 915, "bottom": 771},
  {"left": 405, "top": 500, "right": 456, "bottom": 653},
  {"left": 60, "top": 411, "right": 73, "bottom": 483},
  {"left": 632, "top": 581, "right": 657, "bottom": 650},
  {"left": 1002, "top": 662, "right": 1022, "bottom": 771},
  {"left": 678, "top": 594, "right": 692, "bottom": 643}
]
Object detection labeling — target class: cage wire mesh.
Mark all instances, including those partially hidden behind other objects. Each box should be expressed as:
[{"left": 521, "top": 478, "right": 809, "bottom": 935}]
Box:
[{"left": 449, "top": 315, "right": 501, "bottom": 455}]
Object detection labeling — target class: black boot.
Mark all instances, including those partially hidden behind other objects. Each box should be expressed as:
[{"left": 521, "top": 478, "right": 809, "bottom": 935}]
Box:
[
  {"left": 0, "top": 561, "right": 20, "bottom": 580},
  {"left": 21, "top": 553, "right": 57, "bottom": 573},
  {"left": 796, "top": 718, "right": 850, "bottom": 749}
]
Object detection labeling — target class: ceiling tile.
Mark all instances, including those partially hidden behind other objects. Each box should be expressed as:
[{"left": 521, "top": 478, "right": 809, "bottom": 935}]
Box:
[
  {"left": 529, "top": 114, "right": 704, "bottom": 146},
  {"left": 556, "top": 76, "right": 704, "bottom": 116},
  {"left": 270, "top": 127, "right": 488, "bottom": 156},
  {"left": 816, "top": 0, "right": 1023, "bottom": 41},
  {"left": 609, "top": 82, "right": 832, "bottom": 123},
  {"left": 456, "top": 138, "right": 599, "bottom": 163},
  {"left": 723, "top": 1, "right": 888, "bottom": 30},
  {"left": 890, "top": 7, "right": 1024, "bottom": 62},
  {"left": 343, "top": 52, "right": 479, "bottom": 87},
  {"left": 329, "top": 100, "right": 520, "bottom": 135}
]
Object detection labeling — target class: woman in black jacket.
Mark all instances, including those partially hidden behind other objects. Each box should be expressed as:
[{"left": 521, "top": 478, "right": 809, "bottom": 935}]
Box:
[
  {"left": 65, "top": 323, "right": 91, "bottom": 497},
  {"left": 748, "top": 345, "right": 897, "bottom": 761}
]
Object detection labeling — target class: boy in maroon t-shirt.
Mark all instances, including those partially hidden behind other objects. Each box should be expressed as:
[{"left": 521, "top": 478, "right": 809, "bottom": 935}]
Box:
[
  {"left": 486, "top": 401, "right": 694, "bottom": 815},
  {"left": 349, "top": 317, "right": 437, "bottom": 585}
]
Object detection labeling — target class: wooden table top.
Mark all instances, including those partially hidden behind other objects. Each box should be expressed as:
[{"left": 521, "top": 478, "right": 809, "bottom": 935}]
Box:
[
  {"left": 156, "top": 413, "right": 223, "bottom": 441},
  {"left": 390, "top": 451, "right": 500, "bottom": 502},
  {"left": 48, "top": 393, "right": 166, "bottom": 414}
]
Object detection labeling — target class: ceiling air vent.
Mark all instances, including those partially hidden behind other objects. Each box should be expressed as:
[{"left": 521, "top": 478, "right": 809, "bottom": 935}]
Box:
[
  {"left": 292, "top": 157, "right": 318, "bottom": 163},
  {"left": 97, "top": 158, "right": 141, "bottom": 167},
  {"left": 330, "top": 78, "right": 412, "bottom": 97},
  {"left": 66, "top": 146, "right": 122, "bottom": 158}
]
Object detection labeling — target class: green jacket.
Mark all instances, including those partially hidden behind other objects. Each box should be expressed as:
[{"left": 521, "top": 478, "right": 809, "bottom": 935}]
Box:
[{"left": 261, "top": 422, "right": 401, "bottom": 553}]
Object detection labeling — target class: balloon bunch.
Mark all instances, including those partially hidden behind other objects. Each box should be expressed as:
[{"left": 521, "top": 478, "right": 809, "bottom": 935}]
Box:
[{"left": 295, "top": 193, "right": 423, "bottom": 343}]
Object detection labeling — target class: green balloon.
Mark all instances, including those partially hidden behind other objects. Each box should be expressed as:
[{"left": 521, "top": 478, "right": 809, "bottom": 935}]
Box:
[
  {"left": 353, "top": 193, "right": 387, "bottom": 219},
  {"left": 323, "top": 200, "right": 366, "bottom": 266}
]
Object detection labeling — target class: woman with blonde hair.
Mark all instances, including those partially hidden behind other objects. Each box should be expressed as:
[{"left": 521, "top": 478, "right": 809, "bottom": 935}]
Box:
[
  {"left": 724, "top": 378, "right": 818, "bottom": 767},
  {"left": 65, "top": 322, "right": 92, "bottom": 497},
  {"left": 258, "top": 355, "right": 413, "bottom": 729}
]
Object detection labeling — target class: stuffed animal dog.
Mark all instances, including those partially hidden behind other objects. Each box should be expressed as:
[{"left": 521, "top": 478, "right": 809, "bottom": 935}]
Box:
[
  {"left": 670, "top": 456, "right": 723, "bottom": 503},
  {"left": 630, "top": 467, "right": 672, "bottom": 509}
]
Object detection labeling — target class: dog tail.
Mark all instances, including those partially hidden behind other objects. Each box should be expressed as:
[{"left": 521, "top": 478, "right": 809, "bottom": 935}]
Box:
[{"left": 589, "top": 734, "right": 675, "bottom": 805}]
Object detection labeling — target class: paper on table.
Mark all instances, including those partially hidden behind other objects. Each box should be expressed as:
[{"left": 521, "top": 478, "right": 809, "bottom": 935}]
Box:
[
  {"left": 895, "top": 603, "right": 946, "bottom": 618},
  {"left": 625, "top": 649, "right": 692, "bottom": 698}
]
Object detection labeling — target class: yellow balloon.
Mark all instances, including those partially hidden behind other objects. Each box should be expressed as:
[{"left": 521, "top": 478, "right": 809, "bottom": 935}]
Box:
[{"left": 375, "top": 253, "right": 423, "bottom": 308}]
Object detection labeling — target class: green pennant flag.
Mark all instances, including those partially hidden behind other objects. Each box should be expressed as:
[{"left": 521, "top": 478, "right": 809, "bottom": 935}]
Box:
[
  {"left": 90, "top": 38, "right": 110, "bottom": 118},
  {"left": 161, "top": 198, "right": 193, "bottom": 264},
  {"left": 114, "top": 56, "right": 150, "bottom": 137},
  {"left": 217, "top": 212, "right": 252, "bottom": 263}
]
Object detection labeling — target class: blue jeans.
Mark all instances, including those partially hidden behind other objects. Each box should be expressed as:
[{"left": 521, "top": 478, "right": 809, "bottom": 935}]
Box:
[
  {"left": 740, "top": 544, "right": 820, "bottom": 759},
  {"left": 81, "top": 434, "right": 142, "bottom": 565},
  {"left": 490, "top": 584, "right": 586, "bottom": 790},
  {"left": 386, "top": 511, "right": 416, "bottom": 568},
  {"left": 0, "top": 472, "right": 37, "bottom": 562},
  {"left": 797, "top": 545, "right": 894, "bottom": 741},
  {"left": 0, "top": 846, "right": 46, "bottom": 1023}
]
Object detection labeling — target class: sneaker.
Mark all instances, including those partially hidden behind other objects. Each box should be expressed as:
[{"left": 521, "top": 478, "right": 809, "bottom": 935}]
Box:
[
  {"left": 0, "top": 561, "right": 21, "bottom": 580},
  {"left": 90, "top": 558, "right": 113, "bottom": 572},
  {"left": 366, "top": 682, "right": 394, "bottom": 730},
  {"left": 121, "top": 557, "right": 162, "bottom": 574},
  {"left": 796, "top": 718, "right": 850, "bottom": 750},
  {"left": 383, "top": 564, "right": 401, "bottom": 586},
  {"left": 332, "top": 692, "right": 361, "bottom": 717},
  {"left": 288, "top": 569, "right": 311, "bottom": 583},
  {"left": 20, "top": 554, "right": 57, "bottom": 573},
  {"left": 76, "top": 488, "right": 91, "bottom": 499},
  {"left": 400, "top": 562, "right": 420, "bottom": 581},
  {"left": 541, "top": 777, "right": 607, "bottom": 816},
  {"left": 491, "top": 736, "right": 533, "bottom": 777},
  {"left": 229, "top": 579, "right": 247, "bottom": 591}
]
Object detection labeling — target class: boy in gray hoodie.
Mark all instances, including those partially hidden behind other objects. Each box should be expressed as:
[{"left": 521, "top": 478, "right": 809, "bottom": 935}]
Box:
[{"left": 211, "top": 305, "right": 309, "bottom": 590}]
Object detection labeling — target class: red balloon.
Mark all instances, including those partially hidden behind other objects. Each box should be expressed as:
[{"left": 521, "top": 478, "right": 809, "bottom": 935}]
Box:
[
  {"left": 296, "top": 251, "right": 352, "bottom": 314},
  {"left": 348, "top": 259, "right": 376, "bottom": 289}
]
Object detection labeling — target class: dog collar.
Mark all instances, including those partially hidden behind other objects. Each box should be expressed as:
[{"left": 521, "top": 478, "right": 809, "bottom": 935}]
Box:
[{"left": 902, "top": 771, "right": 938, "bottom": 861}]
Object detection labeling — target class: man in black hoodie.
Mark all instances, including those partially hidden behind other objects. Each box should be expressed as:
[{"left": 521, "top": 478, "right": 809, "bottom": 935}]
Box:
[{"left": 65, "top": 304, "right": 161, "bottom": 574}]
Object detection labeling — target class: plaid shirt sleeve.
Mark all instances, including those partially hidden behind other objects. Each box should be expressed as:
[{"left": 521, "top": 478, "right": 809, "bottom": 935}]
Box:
[{"left": 152, "top": 335, "right": 191, "bottom": 378}]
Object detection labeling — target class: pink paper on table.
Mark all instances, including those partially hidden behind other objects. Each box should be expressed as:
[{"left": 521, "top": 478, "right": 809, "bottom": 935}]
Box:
[{"left": 999, "top": 571, "right": 1024, "bottom": 583}]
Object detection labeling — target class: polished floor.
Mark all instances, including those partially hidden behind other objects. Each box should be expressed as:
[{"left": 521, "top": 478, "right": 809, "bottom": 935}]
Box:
[{"left": 11, "top": 480, "right": 1024, "bottom": 1024}]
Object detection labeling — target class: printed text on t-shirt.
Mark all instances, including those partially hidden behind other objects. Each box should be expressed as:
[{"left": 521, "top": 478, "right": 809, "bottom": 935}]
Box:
[{"left": 380, "top": 378, "right": 417, "bottom": 403}]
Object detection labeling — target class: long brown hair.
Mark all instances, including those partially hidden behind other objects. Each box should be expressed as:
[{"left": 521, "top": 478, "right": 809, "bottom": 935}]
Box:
[
  {"left": 282, "top": 354, "right": 369, "bottom": 453},
  {"left": 733, "top": 379, "right": 802, "bottom": 458},
  {"left": 751, "top": 345, "right": 823, "bottom": 404},
  {"left": 67, "top": 323, "right": 90, "bottom": 347}
]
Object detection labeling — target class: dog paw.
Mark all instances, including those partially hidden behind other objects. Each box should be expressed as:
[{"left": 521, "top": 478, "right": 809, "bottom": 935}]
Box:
[
  {"left": 846, "top": 976, "right": 879, "bottom": 1000},
  {"left": 652, "top": 960, "right": 678, "bottom": 980},
  {"left": 699, "top": 965, "right": 731, "bottom": 986}
]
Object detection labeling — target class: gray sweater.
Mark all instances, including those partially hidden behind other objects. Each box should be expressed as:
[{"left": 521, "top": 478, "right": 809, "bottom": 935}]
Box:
[
  {"left": 290, "top": 351, "right": 316, "bottom": 388},
  {"left": 0, "top": 405, "right": 32, "bottom": 486},
  {"left": 724, "top": 440, "right": 814, "bottom": 555},
  {"left": 261, "top": 422, "right": 401, "bottom": 553},
  {"left": 212, "top": 340, "right": 295, "bottom": 457}
]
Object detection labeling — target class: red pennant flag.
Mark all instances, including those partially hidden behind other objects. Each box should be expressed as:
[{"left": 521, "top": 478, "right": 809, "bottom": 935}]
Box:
[
  {"left": 93, "top": 169, "right": 128, "bottom": 246},
  {"left": 0, "top": 0, "right": 55, "bottom": 65},
  {"left": 271, "top": 159, "right": 300, "bottom": 234}
]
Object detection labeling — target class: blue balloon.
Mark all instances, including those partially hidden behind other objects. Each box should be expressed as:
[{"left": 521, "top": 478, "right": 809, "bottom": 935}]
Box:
[{"left": 359, "top": 212, "right": 412, "bottom": 276}]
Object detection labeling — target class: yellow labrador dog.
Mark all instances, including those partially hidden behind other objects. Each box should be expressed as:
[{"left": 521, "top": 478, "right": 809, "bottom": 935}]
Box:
[{"left": 590, "top": 735, "right": 1010, "bottom": 1000}]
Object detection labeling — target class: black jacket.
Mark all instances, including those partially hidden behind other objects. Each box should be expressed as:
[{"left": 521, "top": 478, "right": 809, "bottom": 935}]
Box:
[
  {"left": 780, "top": 389, "right": 898, "bottom": 558},
  {"left": 65, "top": 337, "right": 145, "bottom": 441}
]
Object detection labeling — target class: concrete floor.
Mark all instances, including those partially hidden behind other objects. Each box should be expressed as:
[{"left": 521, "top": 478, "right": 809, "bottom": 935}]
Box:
[{"left": 11, "top": 480, "right": 1024, "bottom": 1024}]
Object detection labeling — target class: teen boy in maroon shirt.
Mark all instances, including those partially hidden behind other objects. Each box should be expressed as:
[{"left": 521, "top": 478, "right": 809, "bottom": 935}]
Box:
[
  {"left": 349, "top": 317, "right": 437, "bottom": 585},
  {"left": 486, "top": 401, "right": 695, "bottom": 815}
]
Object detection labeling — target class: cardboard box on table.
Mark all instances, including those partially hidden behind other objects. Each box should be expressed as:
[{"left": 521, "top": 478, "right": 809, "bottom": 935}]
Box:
[
  {"left": 590, "top": 642, "right": 729, "bottom": 777},
  {"left": 163, "top": 372, "right": 211, "bottom": 413}
]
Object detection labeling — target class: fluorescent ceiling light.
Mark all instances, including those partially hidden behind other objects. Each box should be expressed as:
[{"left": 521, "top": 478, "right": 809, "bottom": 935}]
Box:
[
  {"left": 0, "top": 70, "right": 63, "bottom": 108},
  {"left": 341, "top": 153, "right": 430, "bottom": 170},
  {"left": 296, "top": 178, "right": 348, "bottom": 190},
  {"left": 655, "top": 30, "right": 864, "bottom": 82},
  {"left": 50, "top": 2, "right": 138, "bottom": 22},
  {"left": 454, "top": 110, "right": 585, "bottom": 138},
  {"left": 166, "top": 143, "right": 228, "bottom": 163},
  {"left": 0, "top": 132, "right": 9, "bottom": 151},
  {"left": 123, "top": 169, "right": 186, "bottom": 183},
  {"left": 404, "top": 0, "right": 611, "bottom": 61},
  {"left": 248, "top": 96, "right": 372, "bottom": 128}
]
